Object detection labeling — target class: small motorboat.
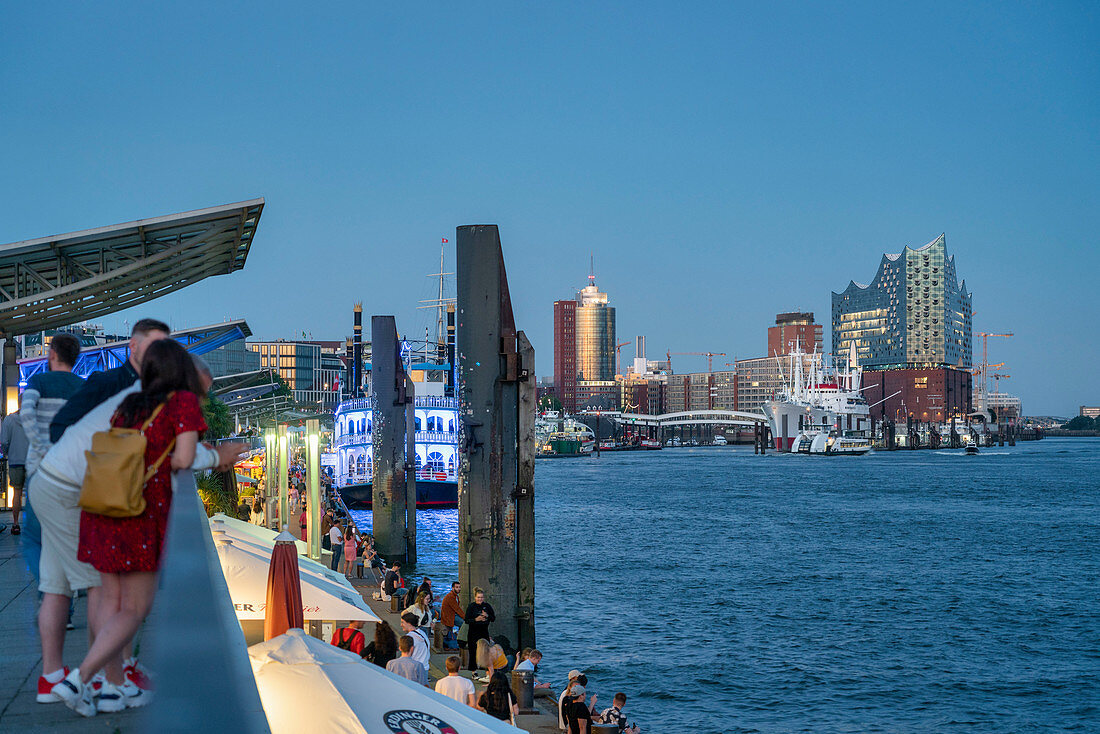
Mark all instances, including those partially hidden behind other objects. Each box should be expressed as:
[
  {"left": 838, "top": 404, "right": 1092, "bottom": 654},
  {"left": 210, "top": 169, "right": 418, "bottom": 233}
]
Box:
[{"left": 965, "top": 444, "right": 980, "bottom": 456}]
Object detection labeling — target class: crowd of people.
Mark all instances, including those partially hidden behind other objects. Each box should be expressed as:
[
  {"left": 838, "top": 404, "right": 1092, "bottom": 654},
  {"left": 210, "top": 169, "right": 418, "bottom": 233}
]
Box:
[{"left": 1, "top": 319, "right": 249, "bottom": 718}]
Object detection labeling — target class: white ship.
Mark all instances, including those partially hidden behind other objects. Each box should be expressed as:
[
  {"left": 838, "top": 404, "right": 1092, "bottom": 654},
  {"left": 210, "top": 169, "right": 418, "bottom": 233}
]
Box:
[{"left": 762, "top": 343, "right": 872, "bottom": 454}]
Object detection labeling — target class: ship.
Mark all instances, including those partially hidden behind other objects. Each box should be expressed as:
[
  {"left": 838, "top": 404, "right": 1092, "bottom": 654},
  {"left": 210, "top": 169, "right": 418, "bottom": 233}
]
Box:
[
  {"left": 333, "top": 389, "right": 459, "bottom": 509},
  {"left": 536, "top": 412, "right": 595, "bottom": 457},
  {"left": 761, "top": 343, "right": 872, "bottom": 453},
  {"left": 333, "top": 244, "right": 460, "bottom": 509}
]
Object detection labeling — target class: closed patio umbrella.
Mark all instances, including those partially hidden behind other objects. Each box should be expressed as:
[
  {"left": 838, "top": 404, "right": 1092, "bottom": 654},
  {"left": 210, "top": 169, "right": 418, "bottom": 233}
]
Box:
[
  {"left": 249, "top": 629, "right": 527, "bottom": 734},
  {"left": 265, "top": 529, "right": 304, "bottom": 640}
]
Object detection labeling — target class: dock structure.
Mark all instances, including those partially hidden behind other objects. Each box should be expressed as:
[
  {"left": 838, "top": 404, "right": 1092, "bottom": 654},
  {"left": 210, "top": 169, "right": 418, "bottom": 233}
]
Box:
[
  {"left": 456, "top": 224, "right": 536, "bottom": 650},
  {"left": 371, "top": 315, "right": 417, "bottom": 565}
]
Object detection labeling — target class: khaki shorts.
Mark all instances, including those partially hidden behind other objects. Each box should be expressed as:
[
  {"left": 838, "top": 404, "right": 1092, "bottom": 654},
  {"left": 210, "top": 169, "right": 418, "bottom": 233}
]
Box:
[{"left": 32, "top": 471, "right": 101, "bottom": 597}]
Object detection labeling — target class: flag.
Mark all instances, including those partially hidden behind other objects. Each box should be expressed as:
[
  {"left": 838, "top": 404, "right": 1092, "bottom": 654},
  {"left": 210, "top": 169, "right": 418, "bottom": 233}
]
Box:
[{"left": 441, "top": 237, "right": 449, "bottom": 243}]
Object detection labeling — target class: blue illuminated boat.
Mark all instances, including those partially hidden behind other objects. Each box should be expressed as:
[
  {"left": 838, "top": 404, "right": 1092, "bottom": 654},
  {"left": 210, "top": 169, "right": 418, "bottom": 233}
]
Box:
[{"left": 333, "top": 391, "right": 459, "bottom": 509}]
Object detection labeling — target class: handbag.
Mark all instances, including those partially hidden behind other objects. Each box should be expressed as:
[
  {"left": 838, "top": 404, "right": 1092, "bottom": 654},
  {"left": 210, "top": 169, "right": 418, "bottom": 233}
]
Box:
[
  {"left": 456, "top": 620, "right": 470, "bottom": 643},
  {"left": 79, "top": 397, "right": 176, "bottom": 518}
]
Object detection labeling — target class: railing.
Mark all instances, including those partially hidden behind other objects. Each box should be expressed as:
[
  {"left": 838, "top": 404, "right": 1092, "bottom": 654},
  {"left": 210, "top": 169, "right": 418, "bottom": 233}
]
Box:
[
  {"left": 335, "top": 395, "right": 460, "bottom": 415},
  {"left": 141, "top": 471, "right": 270, "bottom": 733},
  {"left": 333, "top": 430, "right": 460, "bottom": 447},
  {"left": 340, "top": 467, "right": 457, "bottom": 485}
]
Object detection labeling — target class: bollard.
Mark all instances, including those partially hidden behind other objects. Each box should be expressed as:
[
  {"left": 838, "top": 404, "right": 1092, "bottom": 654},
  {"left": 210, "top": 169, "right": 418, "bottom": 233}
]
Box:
[
  {"left": 510, "top": 669, "right": 536, "bottom": 714},
  {"left": 390, "top": 594, "right": 401, "bottom": 614}
]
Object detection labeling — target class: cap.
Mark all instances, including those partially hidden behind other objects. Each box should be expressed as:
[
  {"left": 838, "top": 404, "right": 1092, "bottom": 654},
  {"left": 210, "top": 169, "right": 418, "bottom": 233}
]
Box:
[
  {"left": 568, "top": 669, "right": 582, "bottom": 680},
  {"left": 571, "top": 685, "right": 586, "bottom": 697}
]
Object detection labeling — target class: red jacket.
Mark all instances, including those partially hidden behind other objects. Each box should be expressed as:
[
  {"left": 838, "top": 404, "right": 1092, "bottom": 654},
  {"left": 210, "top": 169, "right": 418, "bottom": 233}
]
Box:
[{"left": 330, "top": 627, "right": 365, "bottom": 655}]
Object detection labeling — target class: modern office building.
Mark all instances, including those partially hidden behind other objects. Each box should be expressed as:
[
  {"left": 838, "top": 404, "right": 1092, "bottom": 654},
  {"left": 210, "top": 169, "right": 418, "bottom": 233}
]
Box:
[
  {"left": 204, "top": 338, "right": 261, "bottom": 378},
  {"left": 248, "top": 339, "right": 342, "bottom": 410},
  {"left": 832, "top": 234, "right": 974, "bottom": 423},
  {"left": 768, "top": 312, "right": 822, "bottom": 356},
  {"left": 553, "top": 272, "right": 617, "bottom": 412},
  {"left": 832, "top": 234, "right": 972, "bottom": 370},
  {"left": 666, "top": 371, "right": 738, "bottom": 412}
]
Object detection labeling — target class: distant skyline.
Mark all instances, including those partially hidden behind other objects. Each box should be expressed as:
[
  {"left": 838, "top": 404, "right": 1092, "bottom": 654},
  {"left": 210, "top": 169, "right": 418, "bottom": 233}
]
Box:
[{"left": 1, "top": 3, "right": 1097, "bottom": 415}]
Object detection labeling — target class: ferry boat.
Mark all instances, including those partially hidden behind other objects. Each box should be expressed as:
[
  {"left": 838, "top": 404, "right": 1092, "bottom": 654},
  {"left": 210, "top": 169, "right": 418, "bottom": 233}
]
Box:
[
  {"left": 333, "top": 385, "right": 459, "bottom": 509},
  {"left": 762, "top": 343, "right": 872, "bottom": 453},
  {"left": 536, "top": 412, "right": 595, "bottom": 457}
]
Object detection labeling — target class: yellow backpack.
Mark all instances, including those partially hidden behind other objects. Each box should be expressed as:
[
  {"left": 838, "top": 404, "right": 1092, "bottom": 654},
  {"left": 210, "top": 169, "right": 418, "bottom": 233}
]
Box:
[{"left": 79, "top": 396, "right": 175, "bottom": 518}]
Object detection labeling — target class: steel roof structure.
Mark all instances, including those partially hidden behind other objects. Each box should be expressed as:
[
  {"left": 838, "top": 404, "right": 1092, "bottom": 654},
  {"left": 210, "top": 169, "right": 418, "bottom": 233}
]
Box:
[
  {"left": 0, "top": 199, "right": 263, "bottom": 336},
  {"left": 18, "top": 319, "right": 253, "bottom": 383}
]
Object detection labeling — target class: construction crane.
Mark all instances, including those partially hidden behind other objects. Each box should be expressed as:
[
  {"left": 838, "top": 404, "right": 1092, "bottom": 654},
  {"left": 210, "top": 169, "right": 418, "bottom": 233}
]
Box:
[
  {"left": 976, "top": 332, "right": 1013, "bottom": 398},
  {"left": 614, "top": 341, "right": 632, "bottom": 376},
  {"left": 667, "top": 351, "right": 728, "bottom": 374}
]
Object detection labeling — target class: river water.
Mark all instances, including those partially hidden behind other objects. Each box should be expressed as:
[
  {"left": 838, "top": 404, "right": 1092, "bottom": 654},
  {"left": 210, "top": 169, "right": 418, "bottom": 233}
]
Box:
[{"left": 351, "top": 437, "right": 1099, "bottom": 732}]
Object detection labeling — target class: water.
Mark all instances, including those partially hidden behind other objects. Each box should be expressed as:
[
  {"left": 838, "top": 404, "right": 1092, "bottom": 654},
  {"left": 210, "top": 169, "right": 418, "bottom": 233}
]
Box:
[{"left": 351, "top": 438, "right": 1100, "bottom": 732}]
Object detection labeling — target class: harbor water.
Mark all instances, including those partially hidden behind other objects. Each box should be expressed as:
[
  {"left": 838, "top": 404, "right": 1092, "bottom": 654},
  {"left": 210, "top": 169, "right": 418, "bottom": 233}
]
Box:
[{"left": 352, "top": 437, "right": 1099, "bottom": 732}]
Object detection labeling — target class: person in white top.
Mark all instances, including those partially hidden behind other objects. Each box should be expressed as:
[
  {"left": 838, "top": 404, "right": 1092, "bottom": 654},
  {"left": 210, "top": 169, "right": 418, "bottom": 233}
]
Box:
[
  {"left": 514, "top": 648, "right": 553, "bottom": 695},
  {"left": 399, "top": 613, "right": 431, "bottom": 672},
  {"left": 434, "top": 656, "right": 476, "bottom": 706},
  {"left": 328, "top": 521, "right": 345, "bottom": 570}
]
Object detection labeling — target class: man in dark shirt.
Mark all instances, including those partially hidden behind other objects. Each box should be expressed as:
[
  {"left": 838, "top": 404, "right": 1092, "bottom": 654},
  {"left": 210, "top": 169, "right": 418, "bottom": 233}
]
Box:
[
  {"left": 383, "top": 562, "right": 405, "bottom": 602},
  {"left": 566, "top": 685, "right": 595, "bottom": 734},
  {"left": 49, "top": 318, "right": 170, "bottom": 442}
]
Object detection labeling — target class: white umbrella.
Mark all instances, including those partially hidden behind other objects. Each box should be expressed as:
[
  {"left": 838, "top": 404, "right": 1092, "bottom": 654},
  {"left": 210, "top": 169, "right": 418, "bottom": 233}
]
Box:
[
  {"left": 210, "top": 513, "right": 309, "bottom": 554},
  {"left": 209, "top": 522, "right": 356, "bottom": 593},
  {"left": 214, "top": 537, "right": 379, "bottom": 623},
  {"left": 249, "top": 628, "right": 527, "bottom": 734}
]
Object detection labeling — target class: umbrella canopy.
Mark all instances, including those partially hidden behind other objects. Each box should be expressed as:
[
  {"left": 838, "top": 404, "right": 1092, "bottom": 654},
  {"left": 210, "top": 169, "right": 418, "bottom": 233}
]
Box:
[
  {"left": 236, "top": 473, "right": 258, "bottom": 484},
  {"left": 214, "top": 537, "right": 379, "bottom": 623},
  {"left": 265, "top": 530, "right": 304, "bottom": 640},
  {"left": 209, "top": 527, "right": 355, "bottom": 593},
  {"left": 210, "top": 513, "right": 309, "bottom": 555},
  {"left": 249, "top": 629, "right": 527, "bottom": 734}
]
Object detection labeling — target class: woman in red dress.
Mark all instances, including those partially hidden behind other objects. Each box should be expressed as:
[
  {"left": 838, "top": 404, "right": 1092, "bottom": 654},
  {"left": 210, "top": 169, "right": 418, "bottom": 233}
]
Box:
[{"left": 63, "top": 339, "right": 207, "bottom": 715}]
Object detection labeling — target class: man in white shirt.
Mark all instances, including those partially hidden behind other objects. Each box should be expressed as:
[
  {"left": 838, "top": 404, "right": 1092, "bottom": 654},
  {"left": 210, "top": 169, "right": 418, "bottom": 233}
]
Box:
[
  {"left": 399, "top": 613, "right": 431, "bottom": 673},
  {"left": 328, "top": 521, "right": 344, "bottom": 570},
  {"left": 434, "top": 656, "right": 475, "bottom": 706},
  {"left": 515, "top": 648, "right": 553, "bottom": 696}
]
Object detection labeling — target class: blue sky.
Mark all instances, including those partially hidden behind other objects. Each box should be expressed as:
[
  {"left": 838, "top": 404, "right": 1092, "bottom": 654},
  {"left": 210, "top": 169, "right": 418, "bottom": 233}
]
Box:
[{"left": 1, "top": 2, "right": 1096, "bottom": 415}]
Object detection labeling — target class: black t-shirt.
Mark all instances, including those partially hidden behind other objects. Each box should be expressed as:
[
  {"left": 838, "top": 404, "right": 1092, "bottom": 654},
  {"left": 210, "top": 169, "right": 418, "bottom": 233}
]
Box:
[
  {"left": 567, "top": 700, "right": 592, "bottom": 734},
  {"left": 383, "top": 570, "right": 399, "bottom": 595}
]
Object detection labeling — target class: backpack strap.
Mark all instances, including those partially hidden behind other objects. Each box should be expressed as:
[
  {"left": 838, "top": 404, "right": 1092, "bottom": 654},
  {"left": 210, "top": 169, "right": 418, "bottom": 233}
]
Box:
[{"left": 140, "top": 391, "right": 179, "bottom": 483}]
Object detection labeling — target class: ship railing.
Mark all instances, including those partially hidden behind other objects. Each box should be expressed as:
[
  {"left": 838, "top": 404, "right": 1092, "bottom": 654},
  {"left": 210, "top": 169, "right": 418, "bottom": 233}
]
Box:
[
  {"left": 335, "top": 395, "right": 460, "bottom": 414},
  {"left": 140, "top": 470, "right": 270, "bottom": 732},
  {"left": 334, "top": 430, "right": 460, "bottom": 448}
]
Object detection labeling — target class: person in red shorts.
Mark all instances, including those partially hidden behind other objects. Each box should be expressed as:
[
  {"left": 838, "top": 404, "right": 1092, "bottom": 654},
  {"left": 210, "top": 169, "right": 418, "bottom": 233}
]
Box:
[{"left": 53, "top": 339, "right": 208, "bottom": 717}]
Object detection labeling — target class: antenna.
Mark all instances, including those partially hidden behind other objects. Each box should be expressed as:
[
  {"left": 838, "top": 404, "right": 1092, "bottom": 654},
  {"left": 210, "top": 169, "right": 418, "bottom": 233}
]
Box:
[{"left": 589, "top": 254, "right": 595, "bottom": 286}]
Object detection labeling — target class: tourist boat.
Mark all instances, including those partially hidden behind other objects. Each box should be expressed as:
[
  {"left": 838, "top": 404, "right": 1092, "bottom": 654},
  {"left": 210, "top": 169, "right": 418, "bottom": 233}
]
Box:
[
  {"left": 790, "top": 430, "right": 872, "bottom": 456},
  {"left": 713, "top": 435, "right": 728, "bottom": 446},
  {"left": 536, "top": 412, "right": 595, "bottom": 457},
  {"left": 333, "top": 387, "right": 459, "bottom": 509},
  {"left": 965, "top": 444, "right": 980, "bottom": 456},
  {"left": 640, "top": 438, "right": 663, "bottom": 450},
  {"left": 761, "top": 343, "right": 872, "bottom": 452}
]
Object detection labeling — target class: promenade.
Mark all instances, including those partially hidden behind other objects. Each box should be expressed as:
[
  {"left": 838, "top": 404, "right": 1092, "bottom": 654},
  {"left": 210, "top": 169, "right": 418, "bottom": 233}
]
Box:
[
  {"left": 0, "top": 524, "right": 145, "bottom": 732},
  {"left": 346, "top": 575, "right": 562, "bottom": 734}
]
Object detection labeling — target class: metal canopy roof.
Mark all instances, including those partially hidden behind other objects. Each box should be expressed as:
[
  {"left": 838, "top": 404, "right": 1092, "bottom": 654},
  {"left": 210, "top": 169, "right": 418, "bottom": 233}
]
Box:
[
  {"left": 18, "top": 319, "right": 253, "bottom": 382},
  {"left": 0, "top": 199, "right": 263, "bottom": 336}
]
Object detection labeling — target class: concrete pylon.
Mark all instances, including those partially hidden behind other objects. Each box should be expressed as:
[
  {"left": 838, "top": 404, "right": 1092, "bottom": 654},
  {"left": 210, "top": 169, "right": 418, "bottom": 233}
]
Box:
[
  {"left": 456, "top": 225, "right": 536, "bottom": 649},
  {"left": 371, "top": 315, "right": 415, "bottom": 564}
]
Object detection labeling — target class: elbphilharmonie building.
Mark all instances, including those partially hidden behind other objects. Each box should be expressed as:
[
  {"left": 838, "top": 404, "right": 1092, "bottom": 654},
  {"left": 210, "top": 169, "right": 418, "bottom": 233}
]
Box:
[{"left": 832, "top": 234, "right": 973, "bottom": 370}]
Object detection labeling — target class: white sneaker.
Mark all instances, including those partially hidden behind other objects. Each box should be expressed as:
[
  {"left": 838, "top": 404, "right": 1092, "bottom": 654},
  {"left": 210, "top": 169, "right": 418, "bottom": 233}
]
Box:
[
  {"left": 95, "top": 681, "right": 126, "bottom": 713},
  {"left": 120, "top": 677, "right": 153, "bottom": 708},
  {"left": 51, "top": 668, "right": 96, "bottom": 718}
]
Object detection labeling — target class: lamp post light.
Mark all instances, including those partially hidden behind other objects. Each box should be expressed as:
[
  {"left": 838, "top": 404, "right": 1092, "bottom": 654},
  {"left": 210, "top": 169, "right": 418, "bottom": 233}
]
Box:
[
  {"left": 305, "top": 419, "right": 322, "bottom": 561},
  {"left": 263, "top": 428, "right": 277, "bottom": 530},
  {"left": 277, "top": 424, "right": 289, "bottom": 531}
]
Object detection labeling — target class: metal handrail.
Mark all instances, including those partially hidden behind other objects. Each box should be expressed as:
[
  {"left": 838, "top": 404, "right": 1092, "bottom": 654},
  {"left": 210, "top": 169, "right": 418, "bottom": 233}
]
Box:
[{"left": 140, "top": 471, "right": 270, "bottom": 733}]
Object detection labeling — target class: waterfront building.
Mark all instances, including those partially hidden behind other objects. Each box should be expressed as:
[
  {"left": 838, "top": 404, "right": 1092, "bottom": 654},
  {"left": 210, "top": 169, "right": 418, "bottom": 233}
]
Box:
[
  {"left": 1080, "top": 406, "right": 1100, "bottom": 418},
  {"left": 665, "top": 371, "right": 738, "bottom": 412},
  {"left": 832, "top": 234, "right": 972, "bottom": 370},
  {"left": 832, "top": 234, "right": 974, "bottom": 423},
  {"left": 248, "top": 339, "right": 342, "bottom": 410},
  {"left": 768, "top": 312, "right": 822, "bottom": 356},
  {"left": 553, "top": 271, "right": 617, "bottom": 412},
  {"left": 204, "top": 338, "right": 261, "bottom": 378}
]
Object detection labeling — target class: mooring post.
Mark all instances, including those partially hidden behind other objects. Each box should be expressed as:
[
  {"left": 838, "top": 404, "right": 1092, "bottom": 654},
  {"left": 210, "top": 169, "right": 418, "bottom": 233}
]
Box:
[
  {"left": 457, "top": 224, "right": 536, "bottom": 649},
  {"left": 405, "top": 373, "right": 417, "bottom": 566},
  {"left": 371, "top": 315, "right": 412, "bottom": 564}
]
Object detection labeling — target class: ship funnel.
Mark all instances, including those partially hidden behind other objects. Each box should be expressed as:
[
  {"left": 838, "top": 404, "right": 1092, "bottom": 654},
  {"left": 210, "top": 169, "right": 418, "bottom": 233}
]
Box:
[{"left": 353, "top": 302, "right": 363, "bottom": 398}]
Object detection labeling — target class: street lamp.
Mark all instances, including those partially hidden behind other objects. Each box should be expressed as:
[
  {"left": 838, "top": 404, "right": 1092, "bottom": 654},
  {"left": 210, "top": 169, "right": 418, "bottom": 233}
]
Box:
[
  {"left": 277, "top": 425, "right": 289, "bottom": 531},
  {"left": 263, "top": 428, "right": 277, "bottom": 529},
  {"left": 305, "top": 418, "right": 322, "bottom": 561}
]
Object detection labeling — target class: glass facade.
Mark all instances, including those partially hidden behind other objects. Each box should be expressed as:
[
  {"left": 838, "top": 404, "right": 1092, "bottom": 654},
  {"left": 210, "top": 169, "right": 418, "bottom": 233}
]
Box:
[{"left": 832, "top": 234, "right": 972, "bottom": 370}]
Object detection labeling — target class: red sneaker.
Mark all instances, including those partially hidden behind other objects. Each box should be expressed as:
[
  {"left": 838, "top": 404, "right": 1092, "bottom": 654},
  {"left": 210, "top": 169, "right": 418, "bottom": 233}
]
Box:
[
  {"left": 37, "top": 667, "right": 70, "bottom": 703},
  {"left": 124, "top": 661, "right": 154, "bottom": 692}
]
